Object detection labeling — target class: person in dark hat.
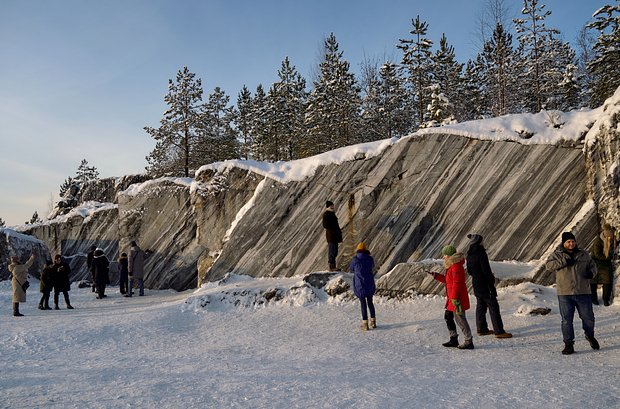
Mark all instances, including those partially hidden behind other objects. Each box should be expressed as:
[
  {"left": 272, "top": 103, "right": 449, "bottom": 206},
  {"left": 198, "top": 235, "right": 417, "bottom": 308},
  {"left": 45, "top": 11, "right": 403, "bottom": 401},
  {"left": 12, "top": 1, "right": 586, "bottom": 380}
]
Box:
[
  {"left": 322, "top": 200, "right": 342, "bottom": 271},
  {"left": 589, "top": 223, "right": 616, "bottom": 306},
  {"left": 466, "top": 233, "right": 512, "bottom": 338},
  {"left": 86, "top": 245, "right": 97, "bottom": 293},
  {"left": 545, "top": 232, "right": 598, "bottom": 355}
]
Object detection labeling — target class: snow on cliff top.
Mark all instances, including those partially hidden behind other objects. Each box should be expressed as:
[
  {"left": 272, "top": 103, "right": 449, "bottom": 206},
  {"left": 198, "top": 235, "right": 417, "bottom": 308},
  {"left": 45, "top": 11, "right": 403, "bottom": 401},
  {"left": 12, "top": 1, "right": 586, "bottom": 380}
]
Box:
[
  {"left": 415, "top": 107, "right": 601, "bottom": 144},
  {"left": 197, "top": 107, "right": 601, "bottom": 184}
]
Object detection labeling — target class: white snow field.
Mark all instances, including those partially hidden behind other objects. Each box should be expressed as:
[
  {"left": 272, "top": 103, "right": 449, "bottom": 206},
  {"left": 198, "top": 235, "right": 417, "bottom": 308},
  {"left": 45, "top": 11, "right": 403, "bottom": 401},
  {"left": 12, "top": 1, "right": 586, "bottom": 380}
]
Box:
[{"left": 1, "top": 274, "right": 619, "bottom": 409}]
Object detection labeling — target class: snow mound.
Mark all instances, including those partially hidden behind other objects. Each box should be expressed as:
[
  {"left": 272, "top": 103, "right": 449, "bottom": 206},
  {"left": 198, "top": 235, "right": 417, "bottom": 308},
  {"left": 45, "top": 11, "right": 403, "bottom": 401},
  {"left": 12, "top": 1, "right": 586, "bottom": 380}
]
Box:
[{"left": 182, "top": 273, "right": 327, "bottom": 312}]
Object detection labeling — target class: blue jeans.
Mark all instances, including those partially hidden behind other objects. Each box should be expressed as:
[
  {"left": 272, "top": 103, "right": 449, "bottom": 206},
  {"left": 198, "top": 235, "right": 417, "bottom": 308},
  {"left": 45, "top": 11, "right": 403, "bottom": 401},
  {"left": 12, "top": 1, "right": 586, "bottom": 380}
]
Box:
[
  {"left": 129, "top": 277, "right": 144, "bottom": 296},
  {"left": 359, "top": 296, "right": 375, "bottom": 321},
  {"left": 558, "top": 295, "right": 595, "bottom": 343},
  {"left": 327, "top": 242, "right": 339, "bottom": 268}
]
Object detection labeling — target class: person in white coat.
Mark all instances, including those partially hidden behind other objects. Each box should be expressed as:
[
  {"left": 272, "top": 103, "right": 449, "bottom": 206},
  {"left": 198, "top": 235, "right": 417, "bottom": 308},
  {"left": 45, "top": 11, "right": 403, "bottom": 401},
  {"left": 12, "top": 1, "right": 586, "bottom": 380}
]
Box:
[{"left": 8, "top": 254, "right": 35, "bottom": 317}]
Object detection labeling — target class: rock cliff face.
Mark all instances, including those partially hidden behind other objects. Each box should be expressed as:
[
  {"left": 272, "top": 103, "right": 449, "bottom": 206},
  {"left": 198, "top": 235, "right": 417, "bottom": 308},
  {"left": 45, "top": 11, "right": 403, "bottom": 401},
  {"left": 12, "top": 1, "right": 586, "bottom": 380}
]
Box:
[
  {"left": 12, "top": 90, "right": 620, "bottom": 294},
  {"left": 202, "top": 134, "right": 597, "bottom": 291}
]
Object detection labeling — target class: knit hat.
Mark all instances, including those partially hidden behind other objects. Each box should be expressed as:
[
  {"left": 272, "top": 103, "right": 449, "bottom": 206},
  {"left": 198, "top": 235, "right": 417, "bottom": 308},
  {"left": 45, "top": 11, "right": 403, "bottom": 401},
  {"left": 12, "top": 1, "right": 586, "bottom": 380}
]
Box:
[
  {"left": 467, "top": 233, "right": 483, "bottom": 245},
  {"left": 325, "top": 200, "right": 334, "bottom": 208},
  {"left": 442, "top": 245, "right": 457, "bottom": 256},
  {"left": 357, "top": 242, "right": 367, "bottom": 252},
  {"left": 561, "top": 232, "right": 576, "bottom": 244}
]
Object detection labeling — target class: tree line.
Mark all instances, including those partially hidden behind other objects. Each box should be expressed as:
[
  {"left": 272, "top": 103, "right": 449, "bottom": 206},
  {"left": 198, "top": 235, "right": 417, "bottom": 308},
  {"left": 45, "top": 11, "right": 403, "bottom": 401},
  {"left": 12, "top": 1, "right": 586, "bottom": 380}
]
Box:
[{"left": 144, "top": 1, "right": 619, "bottom": 178}]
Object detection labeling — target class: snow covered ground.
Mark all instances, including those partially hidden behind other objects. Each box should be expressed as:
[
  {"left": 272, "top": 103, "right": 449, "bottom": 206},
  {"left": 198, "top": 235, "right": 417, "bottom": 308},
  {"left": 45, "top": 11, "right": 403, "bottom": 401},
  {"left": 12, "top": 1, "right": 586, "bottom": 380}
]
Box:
[{"left": 1, "top": 275, "right": 619, "bottom": 409}]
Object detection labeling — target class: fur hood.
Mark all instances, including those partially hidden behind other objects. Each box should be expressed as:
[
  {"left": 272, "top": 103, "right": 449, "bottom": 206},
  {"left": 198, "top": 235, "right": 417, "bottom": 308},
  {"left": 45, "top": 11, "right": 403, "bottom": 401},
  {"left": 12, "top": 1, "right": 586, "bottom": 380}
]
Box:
[{"left": 444, "top": 252, "right": 465, "bottom": 268}]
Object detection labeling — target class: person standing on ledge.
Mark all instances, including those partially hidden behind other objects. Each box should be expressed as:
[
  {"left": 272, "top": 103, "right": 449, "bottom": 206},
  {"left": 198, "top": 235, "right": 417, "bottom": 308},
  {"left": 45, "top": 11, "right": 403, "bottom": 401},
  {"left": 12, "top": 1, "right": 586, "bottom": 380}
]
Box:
[
  {"left": 322, "top": 200, "right": 342, "bottom": 271},
  {"left": 545, "top": 232, "right": 599, "bottom": 355}
]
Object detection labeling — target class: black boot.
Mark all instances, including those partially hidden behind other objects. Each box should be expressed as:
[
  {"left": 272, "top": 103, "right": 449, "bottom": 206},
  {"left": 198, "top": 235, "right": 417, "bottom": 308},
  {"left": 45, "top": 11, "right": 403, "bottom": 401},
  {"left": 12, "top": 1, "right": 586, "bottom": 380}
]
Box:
[
  {"left": 586, "top": 335, "right": 600, "bottom": 350},
  {"left": 442, "top": 336, "right": 459, "bottom": 347},
  {"left": 13, "top": 303, "right": 24, "bottom": 317},
  {"left": 458, "top": 339, "right": 475, "bottom": 350},
  {"left": 562, "top": 342, "right": 575, "bottom": 355}
]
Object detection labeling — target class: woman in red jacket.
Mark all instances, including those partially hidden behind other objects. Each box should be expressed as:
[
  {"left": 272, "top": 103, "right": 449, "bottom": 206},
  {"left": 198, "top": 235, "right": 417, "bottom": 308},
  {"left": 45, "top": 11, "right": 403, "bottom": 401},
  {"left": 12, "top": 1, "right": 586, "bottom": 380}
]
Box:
[{"left": 429, "top": 245, "right": 474, "bottom": 349}]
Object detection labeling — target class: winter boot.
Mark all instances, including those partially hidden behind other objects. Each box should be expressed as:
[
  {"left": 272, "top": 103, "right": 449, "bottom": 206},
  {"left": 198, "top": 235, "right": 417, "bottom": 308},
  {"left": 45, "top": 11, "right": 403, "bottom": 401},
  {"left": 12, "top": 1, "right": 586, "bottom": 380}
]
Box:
[
  {"left": 586, "top": 335, "right": 600, "bottom": 350},
  {"left": 495, "top": 331, "right": 513, "bottom": 339},
  {"left": 458, "top": 339, "right": 475, "bottom": 350},
  {"left": 67, "top": 304, "right": 74, "bottom": 310},
  {"left": 13, "top": 303, "right": 24, "bottom": 317},
  {"left": 55, "top": 304, "right": 60, "bottom": 310},
  {"left": 442, "top": 336, "right": 459, "bottom": 348},
  {"left": 361, "top": 320, "right": 369, "bottom": 331},
  {"left": 477, "top": 329, "right": 494, "bottom": 336},
  {"left": 370, "top": 317, "right": 377, "bottom": 329},
  {"left": 562, "top": 342, "right": 575, "bottom": 355},
  {"left": 38, "top": 302, "right": 44, "bottom": 310}
]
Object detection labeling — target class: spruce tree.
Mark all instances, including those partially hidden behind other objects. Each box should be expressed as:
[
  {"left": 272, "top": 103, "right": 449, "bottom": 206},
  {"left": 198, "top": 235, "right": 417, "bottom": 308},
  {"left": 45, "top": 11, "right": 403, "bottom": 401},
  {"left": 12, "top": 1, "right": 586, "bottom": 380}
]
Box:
[
  {"left": 397, "top": 15, "right": 434, "bottom": 128},
  {"left": 514, "top": 0, "right": 561, "bottom": 112},
  {"left": 59, "top": 176, "right": 75, "bottom": 197},
  {"left": 28, "top": 211, "right": 42, "bottom": 225},
  {"left": 587, "top": 3, "right": 620, "bottom": 106},
  {"left": 272, "top": 57, "right": 307, "bottom": 160},
  {"left": 235, "top": 85, "right": 254, "bottom": 160},
  {"left": 481, "top": 23, "right": 519, "bottom": 116},
  {"left": 250, "top": 84, "right": 270, "bottom": 160},
  {"left": 144, "top": 67, "right": 204, "bottom": 177},
  {"left": 0, "top": 217, "right": 5, "bottom": 228},
  {"left": 460, "top": 58, "right": 488, "bottom": 120},
  {"left": 303, "top": 33, "right": 361, "bottom": 157},
  {"left": 431, "top": 34, "right": 463, "bottom": 122},
  {"left": 75, "top": 159, "right": 99, "bottom": 185},
  {"left": 195, "top": 87, "right": 238, "bottom": 166}
]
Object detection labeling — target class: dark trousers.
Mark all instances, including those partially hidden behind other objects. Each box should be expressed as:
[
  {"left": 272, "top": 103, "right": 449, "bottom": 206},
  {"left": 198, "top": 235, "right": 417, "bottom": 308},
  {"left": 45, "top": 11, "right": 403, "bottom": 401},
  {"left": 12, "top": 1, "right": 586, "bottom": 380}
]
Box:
[
  {"left": 591, "top": 283, "right": 613, "bottom": 305},
  {"left": 39, "top": 291, "right": 51, "bottom": 308},
  {"left": 359, "top": 296, "right": 376, "bottom": 321},
  {"left": 475, "top": 295, "right": 505, "bottom": 333},
  {"left": 327, "top": 242, "right": 339, "bottom": 269},
  {"left": 119, "top": 274, "right": 128, "bottom": 294},
  {"left": 558, "top": 295, "right": 595, "bottom": 343},
  {"left": 54, "top": 290, "right": 71, "bottom": 307},
  {"left": 96, "top": 284, "right": 106, "bottom": 298}
]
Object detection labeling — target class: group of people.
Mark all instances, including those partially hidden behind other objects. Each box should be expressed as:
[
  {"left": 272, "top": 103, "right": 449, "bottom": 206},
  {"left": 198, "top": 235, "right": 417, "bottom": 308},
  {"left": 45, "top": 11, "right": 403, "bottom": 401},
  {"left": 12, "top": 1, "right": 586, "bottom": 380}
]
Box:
[
  {"left": 7, "top": 240, "right": 149, "bottom": 316},
  {"left": 326, "top": 200, "right": 616, "bottom": 355},
  {"left": 86, "top": 241, "right": 147, "bottom": 299}
]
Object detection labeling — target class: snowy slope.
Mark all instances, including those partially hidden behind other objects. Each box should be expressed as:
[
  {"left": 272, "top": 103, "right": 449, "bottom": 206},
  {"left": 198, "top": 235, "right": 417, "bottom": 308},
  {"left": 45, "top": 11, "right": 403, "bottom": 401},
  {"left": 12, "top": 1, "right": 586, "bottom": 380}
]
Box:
[{"left": 1, "top": 273, "right": 618, "bottom": 409}]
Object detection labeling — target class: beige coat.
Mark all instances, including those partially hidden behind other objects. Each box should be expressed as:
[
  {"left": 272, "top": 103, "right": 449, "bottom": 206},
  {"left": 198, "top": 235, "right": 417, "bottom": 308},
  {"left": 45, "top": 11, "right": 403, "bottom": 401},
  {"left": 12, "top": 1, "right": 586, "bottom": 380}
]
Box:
[{"left": 8, "top": 255, "right": 35, "bottom": 303}]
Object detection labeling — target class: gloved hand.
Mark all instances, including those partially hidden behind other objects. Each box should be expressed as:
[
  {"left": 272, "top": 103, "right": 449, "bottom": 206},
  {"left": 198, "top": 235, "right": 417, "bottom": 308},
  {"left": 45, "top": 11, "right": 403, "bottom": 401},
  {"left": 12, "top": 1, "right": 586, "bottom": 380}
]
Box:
[
  {"left": 451, "top": 299, "right": 462, "bottom": 314},
  {"left": 566, "top": 258, "right": 575, "bottom": 267}
]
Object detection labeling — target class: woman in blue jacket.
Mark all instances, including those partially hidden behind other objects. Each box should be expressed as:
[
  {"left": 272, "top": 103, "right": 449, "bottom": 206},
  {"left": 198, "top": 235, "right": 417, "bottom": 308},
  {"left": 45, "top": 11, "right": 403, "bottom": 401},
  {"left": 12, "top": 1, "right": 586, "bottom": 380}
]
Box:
[{"left": 350, "top": 242, "right": 377, "bottom": 331}]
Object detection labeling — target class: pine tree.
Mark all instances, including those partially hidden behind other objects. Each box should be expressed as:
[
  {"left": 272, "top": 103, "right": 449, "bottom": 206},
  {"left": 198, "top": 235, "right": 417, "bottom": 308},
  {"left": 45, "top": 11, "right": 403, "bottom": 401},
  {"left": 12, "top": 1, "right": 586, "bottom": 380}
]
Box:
[
  {"left": 75, "top": 159, "right": 99, "bottom": 185},
  {"left": 303, "top": 33, "right": 361, "bottom": 157},
  {"left": 587, "top": 3, "right": 620, "bottom": 106},
  {"left": 514, "top": 0, "right": 561, "bottom": 112},
  {"left": 397, "top": 15, "right": 434, "bottom": 128},
  {"left": 0, "top": 217, "right": 5, "bottom": 228},
  {"left": 235, "top": 85, "right": 254, "bottom": 160},
  {"left": 195, "top": 87, "right": 238, "bottom": 166},
  {"left": 144, "top": 67, "right": 204, "bottom": 177}
]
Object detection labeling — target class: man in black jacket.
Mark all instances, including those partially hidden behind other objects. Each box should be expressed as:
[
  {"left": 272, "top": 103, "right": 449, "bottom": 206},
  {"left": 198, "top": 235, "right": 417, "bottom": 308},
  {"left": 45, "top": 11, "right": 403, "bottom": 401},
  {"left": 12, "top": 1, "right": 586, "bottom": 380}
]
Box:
[
  {"left": 52, "top": 254, "right": 73, "bottom": 310},
  {"left": 466, "top": 234, "right": 511, "bottom": 338},
  {"left": 322, "top": 200, "right": 342, "bottom": 271}
]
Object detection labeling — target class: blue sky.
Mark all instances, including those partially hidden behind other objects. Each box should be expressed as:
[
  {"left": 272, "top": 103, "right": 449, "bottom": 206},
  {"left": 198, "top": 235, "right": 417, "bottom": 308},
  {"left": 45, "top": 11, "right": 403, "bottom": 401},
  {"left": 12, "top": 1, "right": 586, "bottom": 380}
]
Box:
[{"left": 0, "top": 0, "right": 609, "bottom": 226}]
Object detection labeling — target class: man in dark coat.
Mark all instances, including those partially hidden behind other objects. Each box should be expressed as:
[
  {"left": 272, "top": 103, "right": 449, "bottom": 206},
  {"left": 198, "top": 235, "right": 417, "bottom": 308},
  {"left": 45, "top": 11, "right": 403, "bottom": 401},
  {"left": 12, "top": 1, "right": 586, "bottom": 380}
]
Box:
[
  {"left": 92, "top": 249, "right": 110, "bottom": 299},
  {"left": 322, "top": 200, "right": 342, "bottom": 271},
  {"left": 52, "top": 254, "right": 73, "bottom": 309},
  {"left": 38, "top": 260, "right": 54, "bottom": 310},
  {"left": 466, "top": 234, "right": 511, "bottom": 339}
]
